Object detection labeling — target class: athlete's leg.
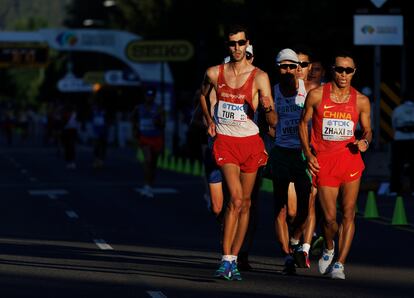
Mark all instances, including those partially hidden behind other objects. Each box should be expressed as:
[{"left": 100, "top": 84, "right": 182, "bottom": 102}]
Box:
[
  {"left": 291, "top": 176, "right": 311, "bottom": 233},
  {"left": 209, "top": 182, "right": 224, "bottom": 216},
  {"left": 141, "top": 145, "right": 152, "bottom": 185},
  {"left": 230, "top": 170, "right": 257, "bottom": 255},
  {"left": 303, "top": 187, "right": 318, "bottom": 245},
  {"left": 317, "top": 186, "right": 340, "bottom": 251},
  {"left": 221, "top": 163, "right": 256, "bottom": 256},
  {"left": 238, "top": 167, "right": 262, "bottom": 269},
  {"left": 149, "top": 147, "right": 161, "bottom": 185},
  {"left": 337, "top": 178, "right": 360, "bottom": 264},
  {"left": 273, "top": 178, "right": 290, "bottom": 255},
  {"left": 287, "top": 182, "right": 297, "bottom": 221}
]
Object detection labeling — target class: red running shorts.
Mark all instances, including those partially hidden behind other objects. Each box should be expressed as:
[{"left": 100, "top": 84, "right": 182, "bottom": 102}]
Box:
[
  {"left": 213, "top": 134, "right": 267, "bottom": 173},
  {"left": 313, "top": 149, "right": 365, "bottom": 187}
]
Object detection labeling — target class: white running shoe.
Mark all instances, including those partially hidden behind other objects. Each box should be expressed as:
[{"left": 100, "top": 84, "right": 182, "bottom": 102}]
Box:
[
  {"left": 330, "top": 262, "right": 346, "bottom": 280},
  {"left": 318, "top": 241, "right": 335, "bottom": 275}
]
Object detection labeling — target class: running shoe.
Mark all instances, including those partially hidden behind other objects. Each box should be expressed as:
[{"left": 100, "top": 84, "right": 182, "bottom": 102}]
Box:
[
  {"left": 214, "top": 260, "right": 232, "bottom": 280},
  {"left": 282, "top": 256, "right": 296, "bottom": 275},
  {"left": 293, "top": 246, "right": 310, "bottom": 268},
  {"left": 311, "top": 236, "right": 324, "bottom": 256},
  {"left": 330, "top": 262, "right": 345, "bottom": 280},
  {"left": 230, "top": 261, "right": 242, "bottom": 281},
  {"left": 318, "top": 242, "right": 335, "bottom": 275},
  {"left": 289, "top": 243, "right": 300, "bottom": 255}
]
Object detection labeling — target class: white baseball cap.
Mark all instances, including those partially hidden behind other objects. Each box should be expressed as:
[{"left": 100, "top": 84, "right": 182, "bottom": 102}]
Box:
[
  {"left": 276, "top": 48, "right": 299, "bottom": 63},
  {"left": 246, "top": 44, "right": 253, "bottom": 56}
]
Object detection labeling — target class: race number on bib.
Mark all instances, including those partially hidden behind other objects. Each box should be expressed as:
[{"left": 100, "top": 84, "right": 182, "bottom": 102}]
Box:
[
  {"left": 217, "top": 101, "right": 247, "bottom": 126},
  {"left": 322, "top": 118, "right": 354, "bottom": 141}
]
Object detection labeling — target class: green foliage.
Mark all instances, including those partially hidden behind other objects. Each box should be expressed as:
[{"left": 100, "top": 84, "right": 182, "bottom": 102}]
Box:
[
  {"left": 12, "top": 16, "right": 48, "bottom": 31},
  {"left": 0, "top": 0, "right": 66, "bottom": 30},
  {"left": 8, "top": 68, "right": 45, "bottom": 105},
  {"left": 115, "top": 0, "right": 173, "bottom": 37},
  {"left": 0, "top": 0, "right": 66, "bottom": 106}
]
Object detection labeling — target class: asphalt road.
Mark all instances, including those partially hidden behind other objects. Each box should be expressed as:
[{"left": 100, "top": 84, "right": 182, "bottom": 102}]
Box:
[{"left": 0, "top": 142, "right": 412, "bottom": 298}]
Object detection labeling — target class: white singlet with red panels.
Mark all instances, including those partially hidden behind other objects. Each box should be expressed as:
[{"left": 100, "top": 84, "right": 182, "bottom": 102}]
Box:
[{"left": 214, "top": 64, "right": 259, "bottom": 137}]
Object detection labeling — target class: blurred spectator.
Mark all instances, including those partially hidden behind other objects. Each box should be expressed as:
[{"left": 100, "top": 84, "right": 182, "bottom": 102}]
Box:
[
  {"left": 390, "top": 90, "right": 414, "bottom": 195},
  {"left": 61, "top": 104, "right": 78, "bottom": 169},
  {"left": 130, "top": 86, "right": 165, "bottom": 198},
  {"left": 91, "top": 103, "right": 109, "bottom": 168}
]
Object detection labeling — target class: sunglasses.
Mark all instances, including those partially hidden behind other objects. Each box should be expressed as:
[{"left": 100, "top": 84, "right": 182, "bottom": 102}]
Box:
[
  {"left": 333, "top": 66, "right": 355, "bottom": 74},
  {"left": 298, "top": 61, "right": 310, "bottom": 68},
  {"left": 278, "top": 63, "right": 298, "bottom": 70},
  {"left": 227, "top": 39, "right": 247, "bottom": 47}
]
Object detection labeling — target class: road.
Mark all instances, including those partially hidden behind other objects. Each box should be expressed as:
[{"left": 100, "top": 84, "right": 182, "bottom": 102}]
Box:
[{"left": 0, "top": 143, "right": 412, "bottom": 297}]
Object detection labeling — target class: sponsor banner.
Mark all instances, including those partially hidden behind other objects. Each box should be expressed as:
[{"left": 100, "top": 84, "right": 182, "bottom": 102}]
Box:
[
  {"left": 354, "top": 15, "right": 403, "bottom": 45},
  {"left": 126, "top": 40, "right": 194, "bottom": 62}
]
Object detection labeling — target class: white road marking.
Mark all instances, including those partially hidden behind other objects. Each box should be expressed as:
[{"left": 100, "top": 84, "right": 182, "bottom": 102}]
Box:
[
  {"left": 65, "top": 210, "right": 79, "bottom": 219},
  {"left": 147, "top": 291, "right": 167, "bottom": 298},
  {"left": 29, "top": 190, "right": 68, "bottom": 198},
  {"left": 93, "top": 239, "right": 113, "bottom": 250}
]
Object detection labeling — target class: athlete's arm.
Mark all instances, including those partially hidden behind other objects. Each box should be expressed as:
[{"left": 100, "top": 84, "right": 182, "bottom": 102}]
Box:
[
  {"left": 299, "top": 88, "right": 321, "bottom": 175},
  {"left": 354, "top": 93, "right": 372, "bottom": 152},
  {"left": 200, "top": 67, "right": 217, "bottom": 137},
  {"left": 256, "top": 70, "right": 277, "bottom": 127}
]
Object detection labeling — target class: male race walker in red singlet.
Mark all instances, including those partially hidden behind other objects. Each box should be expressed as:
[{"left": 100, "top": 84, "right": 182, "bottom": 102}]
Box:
[
  {"left": 298, "top": 51, "right": 372, "bottom": 279},
  {"left": 199, "top": 24, "right": 276, "bottom": 281}
]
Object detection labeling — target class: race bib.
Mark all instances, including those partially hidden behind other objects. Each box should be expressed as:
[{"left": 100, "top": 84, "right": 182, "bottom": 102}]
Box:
[
  {"left": 280, "top": 118, "right": 299, "bottom": 136},
  {"left": 322, "top": 118, "right": 354, "bottom": 141},
  {"left": 217, "top": 101, "right": 247, "bottom": 126}
]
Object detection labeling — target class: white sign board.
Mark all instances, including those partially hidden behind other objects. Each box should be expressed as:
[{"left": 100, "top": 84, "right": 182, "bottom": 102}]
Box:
[
  {"left": 370, "top": 0, "right": 387, "bottom": 8},
  {"left": 354, "top": 15, "right": 403, "bottom": 45},
  {"left": 57, "top": 72, "right": 93, "bottom": 92},
  {"left": 105, "top": 70, "right": 140, "bottom": 86}
]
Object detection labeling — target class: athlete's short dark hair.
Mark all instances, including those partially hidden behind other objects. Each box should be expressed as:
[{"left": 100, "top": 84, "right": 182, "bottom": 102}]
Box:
[{"left": 225, "top": 24, "right": 249, "bottom": 40}]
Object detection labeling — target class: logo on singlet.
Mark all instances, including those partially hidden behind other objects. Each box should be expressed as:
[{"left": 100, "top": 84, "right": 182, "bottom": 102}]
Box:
[
  {"left": 350, "top": 171, "right": 359, "bottom": 177},
  {"left": 218, "top": 84, "right": 226, "bottom": 88},
  {"left": 324, "top": 105, "right": 335, "bottom": 109}
]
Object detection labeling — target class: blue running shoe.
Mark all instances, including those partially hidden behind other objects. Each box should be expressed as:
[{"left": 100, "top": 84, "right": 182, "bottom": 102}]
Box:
[
  {"left": 214, "top": 260, "right": 232, "bottom": 280},
  {"left": 231, "top": 261, "right": 242, "bottom": 281}
]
